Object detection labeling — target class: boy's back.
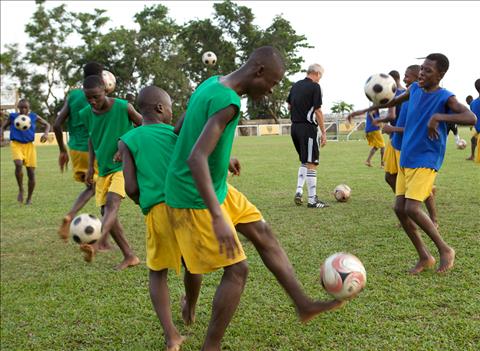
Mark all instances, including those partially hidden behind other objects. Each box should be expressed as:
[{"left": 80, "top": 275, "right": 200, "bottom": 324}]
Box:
[
  {"left": 165, "top": 76, "right": 241, "bottom": 209},
  {"left": 120, "top": 123, "right": 176, "bottom": 214}
]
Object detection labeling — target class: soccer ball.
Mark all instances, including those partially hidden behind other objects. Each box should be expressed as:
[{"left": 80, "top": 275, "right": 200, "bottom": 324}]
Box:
[
  {"left": 202, "top": 51, "right": 217, "bottom": 66},
  {"left": 320, "top": 252, "right": 366, "bottom": 300},
  {"left": 102, "top": 70, "right": 116, "bottom": 94},
  {"left": 14, "top": 114, "right": 31, "bottom": 131},
  {"left": 364, "top": 73, "right": 397, "bottom": 106},
  {"left": 333, "top": 184, "right": 351, "bottom": 202},
  {"left": 456, "top": 139, "right": 467, "bottom": 149},
  {"left": 70, "top": 213, "right": 102, "bottom": 245}
]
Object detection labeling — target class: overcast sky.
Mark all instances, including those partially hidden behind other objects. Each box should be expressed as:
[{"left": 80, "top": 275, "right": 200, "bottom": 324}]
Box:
[{"left": 1, "top": 1, "right": 479, "bottom": 112}]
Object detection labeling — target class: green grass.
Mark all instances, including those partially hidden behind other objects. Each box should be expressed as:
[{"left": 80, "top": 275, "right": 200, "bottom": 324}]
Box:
[{"left": 1, "top": 128, "right": 479, "bottom": 350}]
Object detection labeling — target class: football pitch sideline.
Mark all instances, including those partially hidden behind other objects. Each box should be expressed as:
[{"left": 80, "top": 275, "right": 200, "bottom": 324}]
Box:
[{"left": 1, "top": 133, "right": 479, "bottom": 351}]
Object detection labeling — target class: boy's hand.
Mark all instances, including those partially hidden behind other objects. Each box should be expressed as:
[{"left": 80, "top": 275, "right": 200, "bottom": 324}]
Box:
[
  {"left": 113, "top": 150, "right": 122, "bottom": 162},
  {"left": 382, "top": 124, "right": 395, "bottom": 134},
  {"left": 228, "top": 157, "right": 241, "bottom": 176},
  {"left": 40, "top": 132, "right": 49, "bottom": 143},
  {"left": 427, "top": 115, "right": 440, "bottom": 140},
  {"left": 85, "top": 167, "right": 94, "bottom": 186},
  {"left": 58, "top": 151, "right": 69, "bottom": 172},
  {"left": 212, "top": 215, "right": 239, "bottom": 260}
]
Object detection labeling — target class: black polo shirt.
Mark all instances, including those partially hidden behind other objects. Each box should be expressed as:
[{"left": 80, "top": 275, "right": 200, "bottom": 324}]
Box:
[{"left": 287, "top": 77, "right": 322, "bottom": 124}]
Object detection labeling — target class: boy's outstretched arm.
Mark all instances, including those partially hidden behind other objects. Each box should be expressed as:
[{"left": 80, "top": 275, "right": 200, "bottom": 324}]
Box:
[
  {"left": 53, "top": 100, "right": 70, "bottom": 172},
  {"left": 118, "top": 140, "right": 139, "bottom": 204},
  {"left": 347, "top": 91, "right": 410, "bottom": 123},
  {"left": 0, "top": 116, "right": 11, "bottom": 142},
  {"left": 36, "top": 115, "right": 51, "bottom": 142},
  {"left": 187, "top": 105, "right": 239, "bottom": 260},
  {"left": 428, "top": 96, "right": 477, "bottom": 139},
  {"left": 127, "top": 103, "right": 143, "bottom": 127}
]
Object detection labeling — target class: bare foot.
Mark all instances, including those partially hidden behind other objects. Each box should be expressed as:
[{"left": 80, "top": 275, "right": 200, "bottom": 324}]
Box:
[
  {"left": 114, "top": 256, "right": 140, "bottom": 270},
  {"left": 380, "top": 162, "right": 385, "bottom": 168},
  {"left": 167, "top": 335, "right": 186, "bottom": 351},
  {"left": 80, "top": 244, "right": 96, "bottom": 263},
  {"left": 17, "top": 190, "right": 24, "bottom": 203},
  {"left": 25, "top": 198, "right": 32, "bottom": 205},
  {"left": 181, "top": 295, "right": 196, "bottom": 326},
  {"left": 364, "top": 161, "right": 372, "bottom": 167},
  {"left": 298, "top": 299, "right": 347, "bottom": 324},
  {"left": 408, "top": 256, "right": 436, "bottom": 274},
  {"left": 58, "top": 215, "right": 72, "bottom": 242},
  {"left": 97, "top": 242, "right": 114, "bottom": 252},
  {"left": 437, "top": 248, "right": 455, "bottom": 273},
  {"left": 466, "top": 156, "right": 474, "bottom": 161}
]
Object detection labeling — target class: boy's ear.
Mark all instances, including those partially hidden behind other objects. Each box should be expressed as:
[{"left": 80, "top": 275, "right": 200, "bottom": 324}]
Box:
[
  {"left": 155, "top": 103, "right": 164, "bottom": 114},
  {"left": 255, "top": 65, "right": 265, "bottom": 77}
]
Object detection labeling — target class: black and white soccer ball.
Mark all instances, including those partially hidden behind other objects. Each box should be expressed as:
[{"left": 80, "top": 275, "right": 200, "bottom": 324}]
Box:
[
  {"left": 364, "top": 73, "right": 397, "bottom": 106},
  {"left": 70, "top": 213, "right": 102, "bottom": 244},
  {"left": 14, "top": 114, "right": 31, "bottom": 131},
  {"left": 202, "top": 51, "right": 217, "bottom": 66}
]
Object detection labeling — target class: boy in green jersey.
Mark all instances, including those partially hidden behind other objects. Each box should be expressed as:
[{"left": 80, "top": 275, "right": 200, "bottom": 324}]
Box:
[
  {"left": 79, "top": 75, "right": 142, "bottom": 270},
  {"left": 119, "top": 85, "right": 202, "bottom": 351},
  {"left": 53, "top": 62, "right": 104, "bottom": 241},
  {"left": 165, "top": 46, "right": 344, "bottom": 351}
]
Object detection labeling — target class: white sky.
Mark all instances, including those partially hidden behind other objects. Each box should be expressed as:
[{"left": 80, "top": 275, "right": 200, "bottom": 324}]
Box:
[{"left": 1, "top": 0, "right": 479, "bottom": 112}]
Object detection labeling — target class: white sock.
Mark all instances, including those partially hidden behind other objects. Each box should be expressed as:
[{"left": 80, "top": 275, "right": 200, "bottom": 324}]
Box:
[
  {"left": 296, "top": 165, "right": 307, "bottom": 194},
  {"left": 455, "top": 134, "right": 460, "bottom": 143},
  {"left": 307, "top": 169, "right": 317, "bottom": 204}
]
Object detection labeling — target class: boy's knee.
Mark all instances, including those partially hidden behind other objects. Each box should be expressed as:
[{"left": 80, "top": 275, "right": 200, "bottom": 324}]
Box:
[
  {"left": 227, "top": 260, "right": 249, "bottom": 283},
  {"left": 404, "top": 201, "right": 421, "bottom": 217},
  {"left": 394, "top": 202, "right": 405, "bottom": 216}
]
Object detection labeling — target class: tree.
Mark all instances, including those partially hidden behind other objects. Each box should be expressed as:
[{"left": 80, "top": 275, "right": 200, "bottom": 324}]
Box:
[{"left": 331, "top": 101, "right": 354, "bottom": 115}]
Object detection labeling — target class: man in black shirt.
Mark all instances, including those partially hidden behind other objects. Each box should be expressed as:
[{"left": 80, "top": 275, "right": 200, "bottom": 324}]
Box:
[{"left": 287, "top": 64, "right": 328, "bottom": 208}]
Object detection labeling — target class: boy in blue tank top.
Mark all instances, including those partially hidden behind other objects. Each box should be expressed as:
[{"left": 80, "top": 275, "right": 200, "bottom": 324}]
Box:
[
  {"left": 1, "top": 99, "right": 50, "bottom": 205},
  {"left": 348, "top": 53, "right": 477, "bottom": 274}
]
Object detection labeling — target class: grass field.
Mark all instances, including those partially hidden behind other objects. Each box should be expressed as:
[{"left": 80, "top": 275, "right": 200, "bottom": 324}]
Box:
[{"left": 1, "top": 130, "right": 479, "bottom": 351}]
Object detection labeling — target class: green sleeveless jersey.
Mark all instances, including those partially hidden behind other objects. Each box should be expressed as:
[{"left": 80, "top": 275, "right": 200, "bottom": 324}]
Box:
[
  {"left": 67, "top": 89, "right": 90, "bottom": 152},
  {"left": 165, "top": 76, "right": 241, "bottom": 209},
  {"left": 80, "top": 98, "right": 133, "bottom": 176},
  {"left": 120, "top": 123, "right": 177, "bottom": 215}
]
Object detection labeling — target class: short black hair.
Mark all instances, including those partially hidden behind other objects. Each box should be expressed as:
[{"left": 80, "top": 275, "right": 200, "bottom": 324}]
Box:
[
  {"left": 407, "top": 64, "right": 420, "bottom": 74},
  {"left": 18, "top": 98, "right": 29, "bottom": 105},
  {"left": 475, "top": 79, "right": 480, "bottom": 93},
  {"left": 426, "top": 53, "right": 449, "bottom": 74},
  {"left": 83, "top": 75, "right": 105, "bottom": 89},
  {"left": 83, "top": 62, "right": 104, "bottom": 78},
  {"left": 389, "top": 70, "right": 400, "bottom": 81}
]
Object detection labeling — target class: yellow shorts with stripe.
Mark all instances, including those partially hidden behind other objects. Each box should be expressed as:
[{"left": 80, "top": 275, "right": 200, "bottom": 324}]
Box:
[
  {"left": 11, "top": 141, "right": 36, "bottom": 168},
  {"left": 383, "top": 140, "right": 399, "bottom": 174},
  {"left": 366, "top": 130, "right": 385, "bottom": 148},
  {"left": 69, "top": 149, "right": 98, "bottom": 183},
  {"left": 95, "top": 171, "right": 125, "bottom": 207},
  {"left": 146, "top": 203, "right": 182, "bottom": 274},
  {"left": 166, "top": 184, "right": 263, "bottom": 274},
  {"left": 395, "top": 167, "right": 437, "bottom": 202}
]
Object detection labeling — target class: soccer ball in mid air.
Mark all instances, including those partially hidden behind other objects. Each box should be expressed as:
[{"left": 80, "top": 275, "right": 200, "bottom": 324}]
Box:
[
  {"left": 70, "top": 213, "right": 102, "bottom": 244},
  {"left": 202, "top": 51, "right": 217, "bottom": 66},
  {"left": 456, "top": 139, "right": 467, "bottom": 149},
  {"left": 320, "top": 252, "right": 366, "bottom": 300},
  {"left": 333, "top": 184, "right": 351, "bottom": 202},
  {"left": 14, "top": 114, "right": 31, "bottom": 131},
  {"left": 102, "top": 70, "right": 116, "bottom": 94},
  {"left": 364, "top": 73, "right": 397, "bottom": 106}
]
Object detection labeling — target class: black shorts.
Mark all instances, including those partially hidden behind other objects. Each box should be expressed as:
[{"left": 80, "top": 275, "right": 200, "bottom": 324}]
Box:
[
  {"left": 446, "top": 122, "right": 458, "bottom": 135},
  {"left": 291, "top": 123, "right": 319, "bottom": 164}
]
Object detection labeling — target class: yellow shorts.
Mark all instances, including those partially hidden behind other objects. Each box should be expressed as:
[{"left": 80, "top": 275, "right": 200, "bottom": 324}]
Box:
[
  {"left": 146, "top": 203, "right": 182, "bottom": 274},
  {"left": 69, "top": 149, "right": 99, "bottom": 183},
  {"left": 95, "top": 171, "right": 125, "bottom": 207},
  {"left": 167, "top": 184, "right": 263, "bottom": 274},
  {"left": 476, "top": 136, "right": 480, "bottom": 163},
  {"left": 396, "top": 167, "right": 437, "bottom": 202},
  {"left": 383, "top": 141, "right": 399, "bottom": 174},
  {"left": 471, "top": 130, "right": 479, "bottom": 138},
  {"left": 11, "top": 141, "right": 36, "bottom": 168},
  {"left": 366, "top": 130, "right": 385, "bottom": 148}
]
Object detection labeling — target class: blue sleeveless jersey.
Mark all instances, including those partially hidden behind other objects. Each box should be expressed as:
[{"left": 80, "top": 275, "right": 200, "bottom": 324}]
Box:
[{"left": 9, "top": 112, "right": 37, "bottom": 143}]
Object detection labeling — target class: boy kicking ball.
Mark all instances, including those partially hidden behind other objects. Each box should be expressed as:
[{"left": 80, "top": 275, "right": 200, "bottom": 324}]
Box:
[{"left": 348, "top": 53, "right": 476, "bottom": 274}]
